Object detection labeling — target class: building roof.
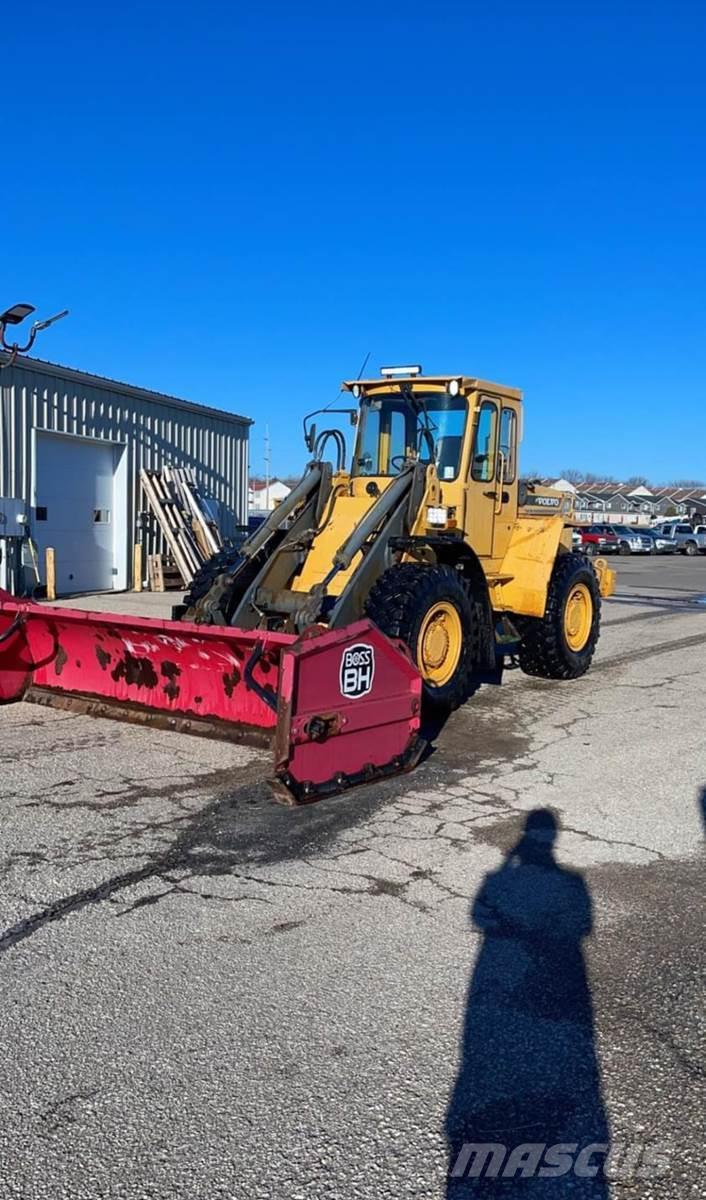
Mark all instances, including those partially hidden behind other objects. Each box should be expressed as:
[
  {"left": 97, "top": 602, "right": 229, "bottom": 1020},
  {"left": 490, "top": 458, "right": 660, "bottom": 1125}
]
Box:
[
  {"left": 251, "top": 478, "right": 291, "bottom": 492},
  {"left": 0, "top": 351, "right": 252, "bottom": 427}
]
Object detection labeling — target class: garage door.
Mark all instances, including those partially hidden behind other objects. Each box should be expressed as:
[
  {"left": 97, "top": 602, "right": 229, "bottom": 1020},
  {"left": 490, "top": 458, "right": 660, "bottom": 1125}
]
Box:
[{"left": 34, "top": 433, "right": 123, "bottom": 594}]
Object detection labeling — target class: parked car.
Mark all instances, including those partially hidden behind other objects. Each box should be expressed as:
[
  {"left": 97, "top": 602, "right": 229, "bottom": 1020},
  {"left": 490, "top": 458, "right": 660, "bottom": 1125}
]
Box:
[
  {"left": 642, "top": 529, "right": 678, "bottom": 554},
  {"left": 652, "top": 522, "right": 706, "bottom": 555},
  {"left": 576, "top": 525, "right": 621, "bottom": 555},
  {"left": 594, "top": 524, "right": 653, "bottom": 555}
]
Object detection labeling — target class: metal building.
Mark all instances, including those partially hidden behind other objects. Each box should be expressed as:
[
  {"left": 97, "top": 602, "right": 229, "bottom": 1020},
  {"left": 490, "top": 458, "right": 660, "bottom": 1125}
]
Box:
[{"left": 0, "top": 353, "right": 250, "bottom": 595}]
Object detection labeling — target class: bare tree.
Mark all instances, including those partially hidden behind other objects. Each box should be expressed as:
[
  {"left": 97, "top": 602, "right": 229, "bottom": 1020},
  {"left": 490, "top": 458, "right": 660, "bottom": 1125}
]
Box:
[{"left": 560, "top": 469, "right": 616, "bottom": 485}]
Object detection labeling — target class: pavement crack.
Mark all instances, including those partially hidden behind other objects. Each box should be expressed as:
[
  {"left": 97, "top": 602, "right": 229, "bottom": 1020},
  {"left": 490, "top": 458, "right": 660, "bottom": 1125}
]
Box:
[{"left": 560, "top": 823, "right": 666, "bottom": 861}]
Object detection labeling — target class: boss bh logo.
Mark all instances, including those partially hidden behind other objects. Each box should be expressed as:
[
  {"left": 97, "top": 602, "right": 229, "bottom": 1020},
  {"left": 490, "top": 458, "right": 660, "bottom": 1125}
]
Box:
[{"left": 339, "top": 643, "right": 375, "bottom": 699}]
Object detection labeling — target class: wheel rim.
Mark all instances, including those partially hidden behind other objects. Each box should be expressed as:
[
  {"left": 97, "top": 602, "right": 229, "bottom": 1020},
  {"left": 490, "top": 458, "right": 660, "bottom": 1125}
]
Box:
[
  {"left": 563, "top": 583, "right": 593, "bottom": 652},
  {"left": 417, "top": 601, "right": 463, "bottom": 687}
]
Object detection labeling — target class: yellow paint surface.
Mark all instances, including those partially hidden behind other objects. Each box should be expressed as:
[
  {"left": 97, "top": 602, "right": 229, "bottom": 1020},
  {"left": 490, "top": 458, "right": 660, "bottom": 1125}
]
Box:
[{"left": 489, "top": 517, "right": 565, "bottom": 617}]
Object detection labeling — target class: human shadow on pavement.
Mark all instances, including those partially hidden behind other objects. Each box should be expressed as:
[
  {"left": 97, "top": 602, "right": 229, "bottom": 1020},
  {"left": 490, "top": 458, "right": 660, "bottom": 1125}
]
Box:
[{"left": 445, "top": 808, "right": 610, "bottom": 1197}]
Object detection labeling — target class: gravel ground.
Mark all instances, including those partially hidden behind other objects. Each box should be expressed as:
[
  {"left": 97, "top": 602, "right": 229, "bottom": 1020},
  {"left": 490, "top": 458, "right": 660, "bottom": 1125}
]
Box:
[{"left": 2, "top": 556, "right": 704, "bottom": 1199}]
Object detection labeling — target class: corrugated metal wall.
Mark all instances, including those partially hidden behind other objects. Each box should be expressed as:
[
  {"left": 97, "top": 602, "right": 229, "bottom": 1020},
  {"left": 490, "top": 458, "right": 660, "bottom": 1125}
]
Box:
[{"left": 0, "top": 356, "right": 250, "bottom": 583}]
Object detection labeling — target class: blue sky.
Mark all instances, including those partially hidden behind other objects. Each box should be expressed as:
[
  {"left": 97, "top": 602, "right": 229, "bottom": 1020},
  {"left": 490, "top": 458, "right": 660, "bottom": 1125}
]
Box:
[{"left": 4, "top": 1, "right": 705, "bottom": 483}]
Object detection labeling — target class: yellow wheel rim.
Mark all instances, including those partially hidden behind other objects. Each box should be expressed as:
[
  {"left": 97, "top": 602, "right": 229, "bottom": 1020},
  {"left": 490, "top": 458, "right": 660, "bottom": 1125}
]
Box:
[
  {"left": 417, "top": 601, "right": 463, "bottom": 687},
  {"left": 563, "top": 582, "right": 593, "bottom": 652}
]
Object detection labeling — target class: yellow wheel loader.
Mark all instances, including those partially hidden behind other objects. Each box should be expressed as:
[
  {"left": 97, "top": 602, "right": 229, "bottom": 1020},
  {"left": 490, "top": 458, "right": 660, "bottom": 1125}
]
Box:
[
  {"left": 181, "top": 367, "right": 614, "bottom": 712},
  {"left": 0, "top": 367, "right": 614, "bottom": 804}
]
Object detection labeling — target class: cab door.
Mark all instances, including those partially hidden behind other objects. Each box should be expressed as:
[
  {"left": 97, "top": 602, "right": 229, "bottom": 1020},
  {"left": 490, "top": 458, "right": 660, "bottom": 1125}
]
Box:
[
  {"left": 492, "top": 403, "right": 519, "bottom": 560},
  {"left": 467, "top": 397, "right": 499, "bottom": 557}
]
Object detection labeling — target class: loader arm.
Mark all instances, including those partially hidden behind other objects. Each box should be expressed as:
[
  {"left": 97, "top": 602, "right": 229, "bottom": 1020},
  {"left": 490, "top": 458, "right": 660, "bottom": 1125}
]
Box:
[{"left": 230, "top": 461, "right": 429, "bottom": 633}]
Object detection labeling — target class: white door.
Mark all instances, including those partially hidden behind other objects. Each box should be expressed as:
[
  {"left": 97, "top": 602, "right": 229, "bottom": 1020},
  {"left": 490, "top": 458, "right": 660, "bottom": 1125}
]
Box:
[{"left": 34, "top": 433, "right": 121, "bottom": 594}]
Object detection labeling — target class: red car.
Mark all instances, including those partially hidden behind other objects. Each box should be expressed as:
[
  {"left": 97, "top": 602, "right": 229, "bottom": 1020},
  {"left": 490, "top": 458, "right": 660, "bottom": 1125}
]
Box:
[{"left": 576, "top": 525, "right": 620, "bottom": 555}]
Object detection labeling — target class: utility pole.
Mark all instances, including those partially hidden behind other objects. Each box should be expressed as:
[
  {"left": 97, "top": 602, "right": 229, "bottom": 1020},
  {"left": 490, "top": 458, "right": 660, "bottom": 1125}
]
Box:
[{"left": 264, "top": 425, "right": 271, "bottom": 511}]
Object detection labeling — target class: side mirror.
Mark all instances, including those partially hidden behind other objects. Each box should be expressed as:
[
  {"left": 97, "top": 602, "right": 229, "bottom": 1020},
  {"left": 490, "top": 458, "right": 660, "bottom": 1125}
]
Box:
[{"left": 305, "top": 422, "right": 317, "bottom": 453}]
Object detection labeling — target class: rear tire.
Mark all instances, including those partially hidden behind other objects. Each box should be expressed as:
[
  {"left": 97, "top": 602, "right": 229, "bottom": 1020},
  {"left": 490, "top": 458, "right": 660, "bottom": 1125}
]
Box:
[
  {"left": 517, "top": 553, "right": 601, "bottom": 680},
  {"left": 365, "top": 563, "right": 479, "bottom": 712},
  {"left": 685, "top": 541, "right": 697, "bottom": 556}
]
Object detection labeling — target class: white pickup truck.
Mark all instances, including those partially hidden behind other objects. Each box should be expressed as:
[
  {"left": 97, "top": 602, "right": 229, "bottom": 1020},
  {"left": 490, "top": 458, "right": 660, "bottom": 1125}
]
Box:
[{"left": 652, "top": 522, "right": 706, "bottom": 555}]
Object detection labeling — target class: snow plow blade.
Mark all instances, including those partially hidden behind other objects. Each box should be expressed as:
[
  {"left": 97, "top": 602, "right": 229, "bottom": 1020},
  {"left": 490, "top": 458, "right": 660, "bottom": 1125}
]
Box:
[{"left": 0, "top": 592, "right": 423, "bottom": 804}]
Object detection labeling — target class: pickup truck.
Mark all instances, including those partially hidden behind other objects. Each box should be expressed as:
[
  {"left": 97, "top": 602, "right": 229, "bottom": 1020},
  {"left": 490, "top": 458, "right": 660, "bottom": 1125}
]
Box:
[
  {"left": 652, "top": 523, "right": 706, "bottom": 555},
  {"left": 575, "top": 525, "right": 620, "bottom": 555}
]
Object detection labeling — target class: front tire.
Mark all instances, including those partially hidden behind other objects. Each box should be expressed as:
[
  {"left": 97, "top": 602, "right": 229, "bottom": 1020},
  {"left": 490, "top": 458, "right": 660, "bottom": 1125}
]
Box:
[
  {"left": 517, "top": 553, "right": 601, "bottom": 680},
  {"left": 181, "top": 545, "right": 246, "bottom": 623},
  {"left": 685, "top": 541, "right": 697, "bottom": 557},
  {"left": 365, "top": 563, "right": 478, "bottom": 712}
]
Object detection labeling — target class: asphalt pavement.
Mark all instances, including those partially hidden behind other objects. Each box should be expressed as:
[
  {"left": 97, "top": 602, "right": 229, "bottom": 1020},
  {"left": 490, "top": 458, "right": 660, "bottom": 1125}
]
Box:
[{"left": 1, "top": 555, "right": 704, "bottom": 1198}]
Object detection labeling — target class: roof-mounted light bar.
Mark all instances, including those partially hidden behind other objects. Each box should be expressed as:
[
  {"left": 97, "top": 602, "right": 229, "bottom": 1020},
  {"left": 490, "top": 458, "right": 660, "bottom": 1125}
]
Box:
[{"left": 380, "top": 364, "right": 422, "bottom": 378}]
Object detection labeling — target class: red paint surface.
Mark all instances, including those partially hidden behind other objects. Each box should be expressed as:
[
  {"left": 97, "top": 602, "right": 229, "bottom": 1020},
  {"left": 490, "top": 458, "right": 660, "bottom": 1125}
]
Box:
[
  {"left": 0, "top": 594, "right": 423, "bottom": 798},
  {"left": 0, "top": 592, "right": 291, "bottom": 729},
  {"left": 276, "top": 620, "right": 422, "bottom": 790}
]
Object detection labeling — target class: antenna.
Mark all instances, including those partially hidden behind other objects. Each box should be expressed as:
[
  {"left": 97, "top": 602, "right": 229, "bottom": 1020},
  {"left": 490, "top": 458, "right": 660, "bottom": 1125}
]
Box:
[
  {"left": 356, "top": 350, "right": 371, "bottom": 380},
  {"left": 322, "top": 350, "right": 372, "bottom": 413}
]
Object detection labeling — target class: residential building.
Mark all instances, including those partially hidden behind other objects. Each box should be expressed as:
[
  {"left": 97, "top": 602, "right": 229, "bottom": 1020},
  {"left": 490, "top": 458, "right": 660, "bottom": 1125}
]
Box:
[{"left": 249, "top": 479, "right": 291, "bottom": 512}]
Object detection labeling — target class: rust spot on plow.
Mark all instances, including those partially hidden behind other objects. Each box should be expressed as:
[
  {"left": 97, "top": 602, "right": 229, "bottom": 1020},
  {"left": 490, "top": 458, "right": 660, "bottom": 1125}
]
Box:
[
  {"left": 222, "top": 668, "right": 240, "bottom": 698},
  {"left": 160, "top": 660, "right": 181, "bottom": 701},
  {"left": 111, "top": 652, "right": 159, "bottom": 690},
  {"left": 95, "top": 646, "right": 112, "bottom": 671},
  {"left": 54, "top": 646, "right": 68, "bottom": 677}
]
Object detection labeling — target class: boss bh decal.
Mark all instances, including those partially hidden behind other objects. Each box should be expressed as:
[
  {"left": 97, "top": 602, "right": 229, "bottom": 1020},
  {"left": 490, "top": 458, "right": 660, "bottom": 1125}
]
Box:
[{"left": 339, "top": 643, "right": 375, "bottom": 699}]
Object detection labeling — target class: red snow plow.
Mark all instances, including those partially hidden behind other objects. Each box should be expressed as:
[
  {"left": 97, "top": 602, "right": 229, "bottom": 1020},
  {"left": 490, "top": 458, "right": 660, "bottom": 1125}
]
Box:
[{"left": 0, "top": 591, "right": 423, "bottom": 804}]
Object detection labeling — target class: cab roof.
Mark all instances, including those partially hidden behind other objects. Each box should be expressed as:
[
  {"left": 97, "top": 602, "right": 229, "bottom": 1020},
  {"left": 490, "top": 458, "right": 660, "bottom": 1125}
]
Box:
[{"left": 342, "top": 374, "right": 523, "bottom": 401}]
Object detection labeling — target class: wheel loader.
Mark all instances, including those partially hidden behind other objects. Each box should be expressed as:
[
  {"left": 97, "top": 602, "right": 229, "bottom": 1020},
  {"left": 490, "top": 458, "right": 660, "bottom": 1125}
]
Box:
[{"left": 0, "top": 367, "right": 614, "bottom": 803}]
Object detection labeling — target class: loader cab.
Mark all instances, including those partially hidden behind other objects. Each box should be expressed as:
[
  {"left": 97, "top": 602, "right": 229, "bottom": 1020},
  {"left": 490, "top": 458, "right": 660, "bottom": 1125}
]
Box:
[{"left": 343, "top": 372, "right": 523, "bottom": 566}]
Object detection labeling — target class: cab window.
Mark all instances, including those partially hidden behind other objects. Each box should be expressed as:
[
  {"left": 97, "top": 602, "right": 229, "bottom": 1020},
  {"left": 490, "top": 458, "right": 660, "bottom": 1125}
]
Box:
[
  {"left": 353, "top": 392, "right": 467, "bottom": 478},
  {"left": 471, "top": 401, "right": 498, "bottom": 482},
  {"left": 498, "top": 408, "right": 517, "bottom": 482}
]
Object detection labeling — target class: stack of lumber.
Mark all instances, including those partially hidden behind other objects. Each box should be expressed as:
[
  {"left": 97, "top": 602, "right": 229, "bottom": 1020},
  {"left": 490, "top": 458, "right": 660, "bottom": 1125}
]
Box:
[{"left": 140, "top": 466, "right": 223, "bottom": 588}]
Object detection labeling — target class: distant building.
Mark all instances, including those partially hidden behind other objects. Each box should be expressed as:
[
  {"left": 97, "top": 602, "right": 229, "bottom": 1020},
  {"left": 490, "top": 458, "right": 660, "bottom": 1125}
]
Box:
[
  {"left": 544, "top": 477, "right": 706, "bottom": 526},
  {"left": 249, "top": 479, "right": 291, "bottom": 512}
]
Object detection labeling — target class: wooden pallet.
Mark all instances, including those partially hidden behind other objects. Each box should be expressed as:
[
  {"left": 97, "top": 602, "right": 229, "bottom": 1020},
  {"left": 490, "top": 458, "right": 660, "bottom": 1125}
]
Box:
[
  {"left": 140, "top": 466, "right": 224, "bottom": 586},
  {"left": 147, "top": 554, "right": 183, "bottom": 592}
]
